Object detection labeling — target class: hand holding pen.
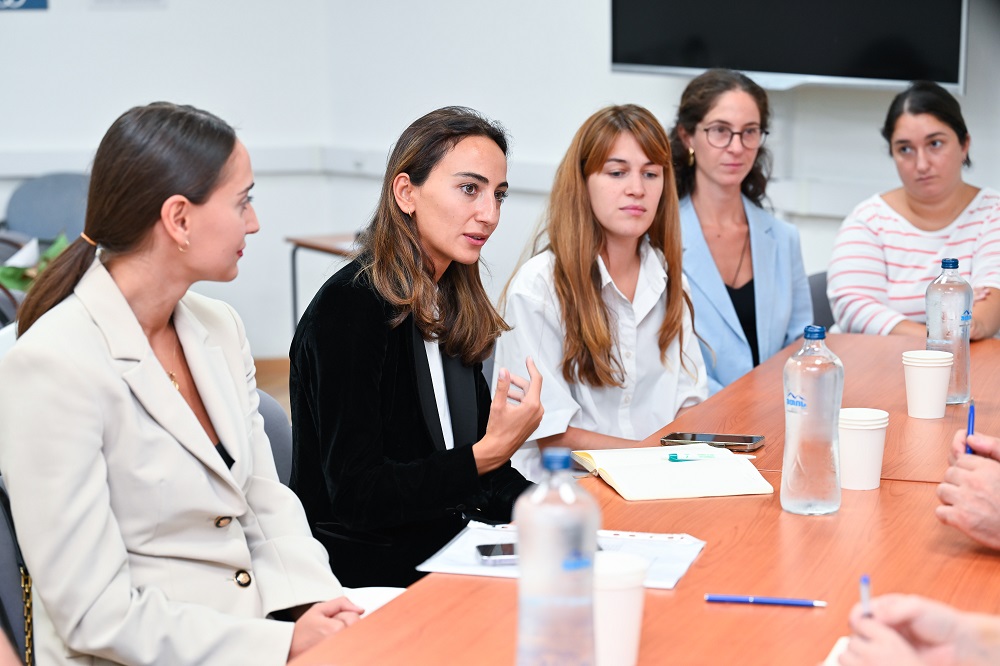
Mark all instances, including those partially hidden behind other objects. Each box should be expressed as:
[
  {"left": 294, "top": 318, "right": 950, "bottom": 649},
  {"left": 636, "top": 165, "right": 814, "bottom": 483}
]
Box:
[
  {"left": 840, "top": 593, "right": 999, "bottom": 666},
  {"left": 936, "top": 428, "right": 1000, "bottom": 550}
]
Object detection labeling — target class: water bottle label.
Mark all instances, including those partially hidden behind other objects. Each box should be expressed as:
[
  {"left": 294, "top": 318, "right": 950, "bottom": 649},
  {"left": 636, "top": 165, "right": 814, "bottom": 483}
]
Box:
[
  {"left": 786, "top": 392, "right": 807, "bottom": 411},
  {"left": 962, "top": 309, "right": 972, "bottom": 322},
  {"left": 562, "top": 549, "right": 593, "bottom": 572}
]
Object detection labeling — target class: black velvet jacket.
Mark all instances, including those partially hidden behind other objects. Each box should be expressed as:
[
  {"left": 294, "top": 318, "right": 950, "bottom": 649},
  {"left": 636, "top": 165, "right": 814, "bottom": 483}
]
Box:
[{"left": 289, "top": 260, "right": 532, "bottom": 587}]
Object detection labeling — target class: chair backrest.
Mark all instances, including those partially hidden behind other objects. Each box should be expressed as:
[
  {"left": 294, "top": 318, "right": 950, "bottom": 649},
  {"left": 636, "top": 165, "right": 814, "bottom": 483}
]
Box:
[
  {"left": 4, "top": 173, "right": 89, "bottom": 242},
  {"left": 257, "top": 389, "right": 292, "bottom": 485},
  {"left": 0, "top": 291, "right": 19, "bottom": 330},
  {"left": 809, "top": 271, "right": 835, "bottom": 330},
  {"left": 0, "top": 325, "right": 15, "bottom": 360},
  {"left": 0, "top": 478, "right": 27, "bottom": 662}
]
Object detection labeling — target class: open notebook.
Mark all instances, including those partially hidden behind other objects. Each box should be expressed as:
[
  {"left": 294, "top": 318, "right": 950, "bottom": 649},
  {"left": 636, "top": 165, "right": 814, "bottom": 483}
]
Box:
[{"left": 571, "top": 443, "right": 773, "bottom": 501}]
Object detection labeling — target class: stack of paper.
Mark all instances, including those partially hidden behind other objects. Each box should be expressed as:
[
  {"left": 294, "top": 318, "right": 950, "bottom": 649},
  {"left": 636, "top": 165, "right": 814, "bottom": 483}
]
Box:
[
  {"left": 417, "top": 522, "right": 705, "bottom": 589},
  {"left": 572, "top": 443, "right": 773, "bottom": 501}
]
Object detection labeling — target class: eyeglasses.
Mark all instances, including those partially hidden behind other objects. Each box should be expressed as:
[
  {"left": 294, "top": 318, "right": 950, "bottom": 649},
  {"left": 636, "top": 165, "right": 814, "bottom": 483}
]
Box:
[{"left": 702, "top": 125, "right": 769, "bottom": 149}]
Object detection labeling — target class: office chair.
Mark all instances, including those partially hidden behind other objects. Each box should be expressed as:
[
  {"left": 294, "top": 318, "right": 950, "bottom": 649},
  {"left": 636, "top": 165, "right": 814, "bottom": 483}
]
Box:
[
  {"left": 2, "top": 173, "right": 89, "bottom": 243},
  {"left": 0, "top": 290, "right": 19, "bottom": 330},
  {"left": 257, "top": 389, "right": 292, "bottom": 485},
  {"left": 0, "top": 478, "right": 29, "bottom": 664},
  {"left": 809, "top": 271, "right": 835, "bottom": 329},
  {"left": 0, "top": 325, "right": 15, "bottom": 360}
]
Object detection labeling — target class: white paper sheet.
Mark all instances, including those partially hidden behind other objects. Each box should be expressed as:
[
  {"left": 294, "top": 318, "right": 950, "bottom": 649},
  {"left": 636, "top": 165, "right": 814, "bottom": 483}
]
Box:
[{"left": 417, "top": 521, "right": 705, "bottom": 590}]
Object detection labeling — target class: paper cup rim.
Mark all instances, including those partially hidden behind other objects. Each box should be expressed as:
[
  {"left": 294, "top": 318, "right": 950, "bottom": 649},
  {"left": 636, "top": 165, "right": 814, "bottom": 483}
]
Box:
[
  {"left": 902, "top": 350, "right": 954, "bottom": 366},
  {"left": 840, "top": 408, "right": 889, "bottom": 420},
  {"left": 594, "top": 551, "right": 649, "bottom": 588}
]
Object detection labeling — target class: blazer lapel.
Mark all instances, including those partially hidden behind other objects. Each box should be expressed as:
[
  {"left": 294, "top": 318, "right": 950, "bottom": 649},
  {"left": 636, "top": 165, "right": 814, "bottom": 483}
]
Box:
[
  {"left": 680, "top": 198, "right": 746, "bottom": 343},
  {"left": 411, "top": 321, "right": 446, "bottom": 451},
  {"left": 172, "top": 299, "right": 248, "bottom": 484},
  {"left": 441, "top": 354, "right": 476, "bottom": 448},
  {"left": 73, "top": 261, "right": 243, "bottom": 497},
  {"left": 746, "top": 200, "right": 778, "bottom": 357}
]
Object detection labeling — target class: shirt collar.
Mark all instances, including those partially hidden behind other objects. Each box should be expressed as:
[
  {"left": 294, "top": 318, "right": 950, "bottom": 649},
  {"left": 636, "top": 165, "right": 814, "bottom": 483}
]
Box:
[{"left": 595, "top": 236, "right": 667, "bottom": 290}]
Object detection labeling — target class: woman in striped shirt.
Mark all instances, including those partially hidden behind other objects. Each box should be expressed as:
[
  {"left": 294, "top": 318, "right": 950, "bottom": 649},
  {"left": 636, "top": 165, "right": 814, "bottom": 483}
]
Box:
[{"left": 827, "top": 81, "right": 1000, "bottom": 338}]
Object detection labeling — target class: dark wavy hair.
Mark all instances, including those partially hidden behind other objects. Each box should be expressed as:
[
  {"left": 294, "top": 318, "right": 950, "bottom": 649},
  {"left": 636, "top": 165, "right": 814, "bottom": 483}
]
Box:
[
  {"left": 18, "top": 102, "right": 236, "bottom": 335},
  {"left": 669, "top": 68, "right": 772, "bottom": 206},
  {"left": 356, "top": 106, "right": 511, "bottom": 365},
  {"left": 881, "top": 80, "right": 971, "bottom": 167}
]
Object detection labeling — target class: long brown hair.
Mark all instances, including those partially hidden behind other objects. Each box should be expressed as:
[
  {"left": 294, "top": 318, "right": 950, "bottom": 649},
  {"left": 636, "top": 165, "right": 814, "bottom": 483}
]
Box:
[
  {"left": 514, "top": 104, "right": 693, "bottom": 387},
  {"left": 17, "top": 102, "right": 236, "bottom": 335},
  {"left": 357, "top": 106, "right": 510, "bottom": 365},
  {"left": 669, "top": 69, "right": 772, "bottom": 206}
]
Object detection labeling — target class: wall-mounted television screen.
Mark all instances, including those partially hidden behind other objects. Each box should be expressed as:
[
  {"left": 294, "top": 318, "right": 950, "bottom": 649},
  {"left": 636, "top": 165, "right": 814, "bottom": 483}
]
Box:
[{"left": 611, "top": 0, "right": 968, "bottom": 93}]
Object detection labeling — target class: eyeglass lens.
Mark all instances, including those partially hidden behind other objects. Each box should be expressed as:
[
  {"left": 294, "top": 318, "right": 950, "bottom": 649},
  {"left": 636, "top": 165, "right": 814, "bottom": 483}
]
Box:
[{"left": 704, "top": 126, "right": 766, "bottom": 149}]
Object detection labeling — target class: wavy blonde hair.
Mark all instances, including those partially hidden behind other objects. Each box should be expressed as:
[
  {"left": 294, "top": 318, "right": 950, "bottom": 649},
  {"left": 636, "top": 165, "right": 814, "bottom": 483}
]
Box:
[
  {"left": 357, "top": 106, "right": 510, "bottom": 365},
  {"left": 510, "top": 104, "right": 694, "bottom": 387}
]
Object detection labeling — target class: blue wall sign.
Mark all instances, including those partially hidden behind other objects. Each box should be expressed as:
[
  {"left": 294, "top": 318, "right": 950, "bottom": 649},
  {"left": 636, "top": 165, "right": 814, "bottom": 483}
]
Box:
[{"left": 0, "top": 0, "right": 49, "bottom": 10}]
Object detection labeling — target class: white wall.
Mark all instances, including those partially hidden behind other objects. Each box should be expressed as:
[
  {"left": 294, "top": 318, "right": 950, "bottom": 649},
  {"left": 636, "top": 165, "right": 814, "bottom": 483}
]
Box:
[{"left": 3, "top": 0, "right": 999, "bottom": 355}]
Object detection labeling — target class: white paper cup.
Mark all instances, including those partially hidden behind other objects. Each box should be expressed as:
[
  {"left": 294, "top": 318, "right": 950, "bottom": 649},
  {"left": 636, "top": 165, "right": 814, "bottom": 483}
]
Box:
[
  {"left": 593, "top": 551, "right": 649, "bottom": 666},
  {"left": 901, "top": 351, "right": 953, "bottom": 419},
  {"left": 839, "top": 408, "right": 889, "bottom": 490}
]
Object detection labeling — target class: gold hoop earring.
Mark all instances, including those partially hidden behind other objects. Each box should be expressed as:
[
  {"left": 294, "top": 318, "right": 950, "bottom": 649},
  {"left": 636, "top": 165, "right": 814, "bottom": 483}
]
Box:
[
  {"left": 687, "top": 147, "right": 695, "bottom": 167},
  {"left": 178, "top": 239, "right": 190, "bottom": 253}
]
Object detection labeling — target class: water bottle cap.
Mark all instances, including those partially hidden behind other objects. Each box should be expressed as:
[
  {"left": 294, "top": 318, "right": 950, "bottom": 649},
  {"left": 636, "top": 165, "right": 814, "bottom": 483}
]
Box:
[
  {"left": 942, "top": 258, "right": 959, "bottom": 269},
  {"left": 541, "top": 447, "right": 572, "bottom": 471},
  {"left": 803, "top": 325, "right": 826, "bottom": 340}
]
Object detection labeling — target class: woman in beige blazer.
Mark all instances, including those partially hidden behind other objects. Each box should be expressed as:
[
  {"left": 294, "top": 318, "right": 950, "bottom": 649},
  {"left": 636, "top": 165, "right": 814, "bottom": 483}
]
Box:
[{"left": 0, "top": 103, "right": 360, "bottom": 665}]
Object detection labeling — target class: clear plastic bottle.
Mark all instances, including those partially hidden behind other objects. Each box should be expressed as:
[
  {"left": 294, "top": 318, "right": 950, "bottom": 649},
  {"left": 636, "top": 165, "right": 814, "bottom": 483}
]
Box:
[
  {"left": 514, "top": 448, "right": 599, "bottom": 666},
  {"left": 781, "top": 325, "right": 844, "bottom": 515},
  {"left": 926, "top": 258, "right": 972, "bottom": 404}
]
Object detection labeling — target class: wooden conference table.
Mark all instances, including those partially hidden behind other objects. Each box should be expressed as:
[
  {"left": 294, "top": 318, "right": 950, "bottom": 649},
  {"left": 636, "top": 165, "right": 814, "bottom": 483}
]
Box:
[{"left": 291, "top": 334, "right": 1000, "bottom": 666}]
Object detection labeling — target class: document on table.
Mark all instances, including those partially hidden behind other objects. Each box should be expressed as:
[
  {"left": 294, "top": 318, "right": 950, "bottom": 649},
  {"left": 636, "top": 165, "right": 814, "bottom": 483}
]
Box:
[
  {"left": 571, "top": 443, "right": 773, "bottom": 501},
  {"left": 417, "top": 521, "right": 706, "bottom": 590}
]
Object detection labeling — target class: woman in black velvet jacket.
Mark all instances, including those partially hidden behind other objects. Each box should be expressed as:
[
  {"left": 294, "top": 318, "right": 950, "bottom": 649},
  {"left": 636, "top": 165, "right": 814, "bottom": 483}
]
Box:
[{"left": 289, "top": 107, "right": 543, "bottom": 588}]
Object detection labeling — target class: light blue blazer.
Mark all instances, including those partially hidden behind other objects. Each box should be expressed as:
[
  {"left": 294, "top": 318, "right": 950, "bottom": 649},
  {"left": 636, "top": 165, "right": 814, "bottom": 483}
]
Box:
[{"left": 680, "top": 195, "right": 812, "bottom": 394}]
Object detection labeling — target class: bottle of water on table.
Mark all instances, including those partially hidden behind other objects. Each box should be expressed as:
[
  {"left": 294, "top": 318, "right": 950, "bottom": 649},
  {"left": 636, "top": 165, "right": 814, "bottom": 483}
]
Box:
[
  {"left": 515, "top": 447, "right": 599, "bottom": 665},
  {"left": 926, "top": 257, "right": 972, "bottom": 404},
  {"left": 781, "top": 325, "right": 844, "bottom": 515}
]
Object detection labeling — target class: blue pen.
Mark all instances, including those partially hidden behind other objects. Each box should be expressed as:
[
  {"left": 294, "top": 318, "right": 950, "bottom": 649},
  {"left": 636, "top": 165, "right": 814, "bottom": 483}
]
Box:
[
  {"left": 860, "top": 574, "right": 872, "bottom": 617},
  {"left": 704, "top": 594, "right": 827, "bottom": 608},
  {"left": 966, "top": 401, "right": 975, "bottom": 454}
]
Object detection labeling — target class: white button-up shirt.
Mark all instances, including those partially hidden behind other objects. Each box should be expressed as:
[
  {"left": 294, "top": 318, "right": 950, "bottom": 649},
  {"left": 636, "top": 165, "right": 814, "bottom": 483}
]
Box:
[{"left": 494, "top": 239, "right": 708, "bottom": 481}]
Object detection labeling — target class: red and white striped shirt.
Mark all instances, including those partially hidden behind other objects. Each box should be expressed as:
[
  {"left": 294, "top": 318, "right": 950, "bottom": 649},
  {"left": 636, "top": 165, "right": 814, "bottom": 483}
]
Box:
[{"left": 828, "top": 188, "right": 1000, "bottom": 335}]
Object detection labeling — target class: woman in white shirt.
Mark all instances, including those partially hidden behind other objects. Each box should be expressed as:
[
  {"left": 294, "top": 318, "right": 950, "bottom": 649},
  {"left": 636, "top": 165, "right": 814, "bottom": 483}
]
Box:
[{"left": 495, "top": 104, "right": 708, "bottom": 481}]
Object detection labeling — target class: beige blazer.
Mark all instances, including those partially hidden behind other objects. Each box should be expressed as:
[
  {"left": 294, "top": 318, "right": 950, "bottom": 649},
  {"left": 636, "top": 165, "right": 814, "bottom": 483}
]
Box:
[{"left": 0, "top": 261, "right": 342, "bottom": 665}]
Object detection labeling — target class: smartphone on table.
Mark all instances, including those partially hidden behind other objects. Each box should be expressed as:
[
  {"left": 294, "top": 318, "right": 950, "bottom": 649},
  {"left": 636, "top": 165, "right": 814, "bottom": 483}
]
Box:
[
  {"left": 659, "top": 432, "right": 765, "bottom": 452},
  {"left": 476, "top": 543, "right": 518, "bottom": 566}
]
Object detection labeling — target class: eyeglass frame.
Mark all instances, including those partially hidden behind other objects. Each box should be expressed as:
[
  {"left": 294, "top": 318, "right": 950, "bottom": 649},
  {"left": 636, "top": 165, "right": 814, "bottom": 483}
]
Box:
[{"left": 701, "top": 125, "right": 769, "bottom": 149}]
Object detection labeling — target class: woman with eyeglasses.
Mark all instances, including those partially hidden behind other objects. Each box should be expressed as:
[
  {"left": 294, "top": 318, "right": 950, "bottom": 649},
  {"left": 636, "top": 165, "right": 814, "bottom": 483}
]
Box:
[
  {"left": 669, "top": 69, "right": 812, "bottom": 394},
  {"left": 494, "top": 104, "right": 707, "bottom": 481},
  {"left": 827, "top": 81, "right": 1000, "bottom": 338}
]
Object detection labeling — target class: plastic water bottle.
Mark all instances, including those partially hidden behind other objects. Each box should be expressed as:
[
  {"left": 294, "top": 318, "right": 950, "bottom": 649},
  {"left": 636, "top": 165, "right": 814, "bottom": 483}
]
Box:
[
  {"left": 514, "top": 448, "right": 600, "bottom": 665},
  {"left": 926, "top": 258, "right": 972, "bottom": 404},
  {"left": 781, "top": 325, "right": 844, "bottom": 515}
]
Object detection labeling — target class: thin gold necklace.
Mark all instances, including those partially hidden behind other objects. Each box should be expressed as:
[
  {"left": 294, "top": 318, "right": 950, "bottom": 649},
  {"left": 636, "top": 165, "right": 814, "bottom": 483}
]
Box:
[{"left": 166, "top": 320, "right": 181, "bottom": 391}]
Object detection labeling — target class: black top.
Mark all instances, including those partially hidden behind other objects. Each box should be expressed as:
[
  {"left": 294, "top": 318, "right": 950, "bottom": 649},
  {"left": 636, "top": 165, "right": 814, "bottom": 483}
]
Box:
[
  {"left": 288, "top": 259, "right": 531, "bottom": 587},
  {"left": 726, "top": 279, "right": 760, "bottom": 367},
  {"left": 215, "top": 443, "right": 235, "bottom": 470}
]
